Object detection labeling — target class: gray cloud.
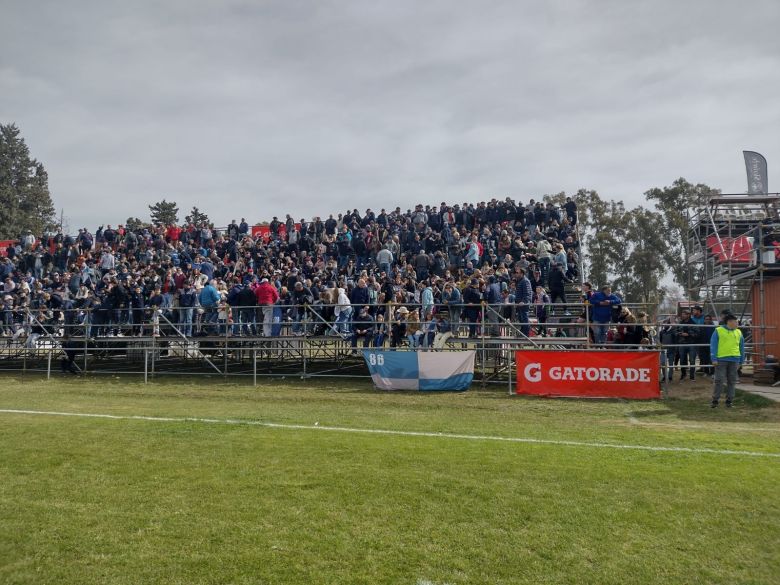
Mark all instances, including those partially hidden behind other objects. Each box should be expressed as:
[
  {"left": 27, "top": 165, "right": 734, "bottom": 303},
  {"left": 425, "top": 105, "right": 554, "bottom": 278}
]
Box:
[{"left": 2, "top": 0, "right": 779, "bottom": 229}]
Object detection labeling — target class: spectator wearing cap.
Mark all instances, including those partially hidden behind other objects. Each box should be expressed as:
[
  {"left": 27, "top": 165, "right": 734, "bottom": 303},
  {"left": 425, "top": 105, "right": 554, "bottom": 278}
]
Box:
[
  {"left": 710, "top": 314, "right": 745, "bottom": 408},
  {"left": 390, "top": 306, "right": 409, "bottom": 348}
]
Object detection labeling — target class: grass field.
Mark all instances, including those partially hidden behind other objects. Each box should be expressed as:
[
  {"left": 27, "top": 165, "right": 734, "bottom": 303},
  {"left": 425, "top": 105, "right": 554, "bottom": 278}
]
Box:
[{"left": 1, "top": 376, "right": 779, "bottom": 585}]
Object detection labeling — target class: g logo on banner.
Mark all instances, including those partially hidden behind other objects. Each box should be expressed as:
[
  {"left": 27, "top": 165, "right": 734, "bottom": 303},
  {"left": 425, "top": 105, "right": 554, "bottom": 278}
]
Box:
[{"left": 524, "top": 363, "right": 541, "bottom": 383}]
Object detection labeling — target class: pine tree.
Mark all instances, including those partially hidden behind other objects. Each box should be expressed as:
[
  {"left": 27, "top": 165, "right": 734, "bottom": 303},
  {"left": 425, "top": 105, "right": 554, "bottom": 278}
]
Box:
[
  {"left": 125, "top": 217, "right": 147, "bottom": 231},
  {"left": 0, "top": 123, "right": 56, "bottom": 239},
  {"left": 184, "top": 206, "right": 210, "bottom": 226},
  {"left": 148, "top": 199, "right": 179, "bottom": 226}
]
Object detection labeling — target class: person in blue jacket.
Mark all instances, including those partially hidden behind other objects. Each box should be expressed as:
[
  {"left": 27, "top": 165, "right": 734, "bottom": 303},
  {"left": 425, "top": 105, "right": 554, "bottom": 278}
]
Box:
[
  {"left": 199, "top": 279, "right": 221, "bottom": 335},
  {"left": 709, "top": 314, "right": 745, "bottom": 408},
  {"left": 589, "top": 284, "right": 621, "bottom": 344}
]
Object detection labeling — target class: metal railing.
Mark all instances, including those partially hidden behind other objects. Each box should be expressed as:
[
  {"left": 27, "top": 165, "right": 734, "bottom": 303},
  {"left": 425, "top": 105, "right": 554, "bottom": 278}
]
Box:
[{"left": 0, "top": 302, "right": 771, "bottom": 388}]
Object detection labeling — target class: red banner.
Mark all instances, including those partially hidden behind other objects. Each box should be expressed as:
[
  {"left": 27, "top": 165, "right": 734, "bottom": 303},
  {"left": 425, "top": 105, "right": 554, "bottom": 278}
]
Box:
[
  {"left": 0, "top": 240, "right": 15, "bottom": 257},
  {"left": 515, "top": 350, "right": 661, "bottom": 399},
  {"left": 250, "top": 224, "right": 301, "bottom": 242},
  {"left": 706, "top": 235, "right": 754, "bottom": 264}
]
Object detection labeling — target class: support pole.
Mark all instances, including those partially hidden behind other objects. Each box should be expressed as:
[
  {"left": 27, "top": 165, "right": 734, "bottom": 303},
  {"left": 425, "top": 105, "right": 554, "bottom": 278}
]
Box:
[
  {"left": 585, "top": 298, "right": 591, "bottom": 349},
  {"left": 224, "top": 320, "right": 228, "bottom": 379},
  {"left": 83, "top": 315, "right": 89, "bottom": 376},
  {"left": 253, "top": 349, "right": 257, "bottom": 387},
  {"left": 47, "top": 347, "right": 52, "bottom": 380},
  {"left": 302, "top": 335, "right": 307, "bottom": 379},
  {"left": 144, "top": 350, "right": 148, "bottom": 384},
  {"left": 507, "top": 351, "right": 512, "bottom": 395},
  {"left": 481, "top": 302, "right": 486, "bottom": 389}
]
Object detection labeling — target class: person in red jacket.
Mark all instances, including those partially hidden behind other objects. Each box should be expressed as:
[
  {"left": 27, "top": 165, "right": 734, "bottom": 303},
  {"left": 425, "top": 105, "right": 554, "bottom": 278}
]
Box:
[
  {"left": 254, "top": 278, "right": 279, "bottom": 337},
  {"left": 167, "top": 225, "right": 181, "bottom": 243}
]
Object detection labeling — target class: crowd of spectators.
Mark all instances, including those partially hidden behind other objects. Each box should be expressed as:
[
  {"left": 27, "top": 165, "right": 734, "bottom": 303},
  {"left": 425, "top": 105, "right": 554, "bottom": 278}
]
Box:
[{"left": 1, "top": 197, "right": 589, "bottom": 347}]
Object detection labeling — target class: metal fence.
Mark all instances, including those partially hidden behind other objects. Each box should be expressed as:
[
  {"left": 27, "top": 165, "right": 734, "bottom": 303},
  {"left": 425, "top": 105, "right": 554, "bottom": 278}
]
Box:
[{"left": 0, "top": 301, "right": 770, "bottom": 389}]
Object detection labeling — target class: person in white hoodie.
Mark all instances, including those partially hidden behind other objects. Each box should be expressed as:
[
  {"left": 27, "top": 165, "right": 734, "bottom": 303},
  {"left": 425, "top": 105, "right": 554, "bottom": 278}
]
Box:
[{"left": 334, "top": 287, "right": 352, "bottom": 335}]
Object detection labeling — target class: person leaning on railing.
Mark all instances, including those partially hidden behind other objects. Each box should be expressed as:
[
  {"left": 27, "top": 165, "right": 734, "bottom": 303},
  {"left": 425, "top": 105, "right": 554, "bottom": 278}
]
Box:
[{"left": 589, "top": 284, "right": 620, "bottom": 345}]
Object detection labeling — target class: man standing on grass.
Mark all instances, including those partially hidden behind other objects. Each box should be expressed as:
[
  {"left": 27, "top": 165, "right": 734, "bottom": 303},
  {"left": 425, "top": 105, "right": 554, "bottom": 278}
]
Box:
[{"left": 710, "top": 314, "right": 745, "bottom": 408}]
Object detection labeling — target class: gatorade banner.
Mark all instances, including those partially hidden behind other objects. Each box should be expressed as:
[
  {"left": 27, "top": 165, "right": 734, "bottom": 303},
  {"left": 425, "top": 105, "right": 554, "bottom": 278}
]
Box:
[{"left": 515, "top": 350, "right": 660, "bottom": 399}]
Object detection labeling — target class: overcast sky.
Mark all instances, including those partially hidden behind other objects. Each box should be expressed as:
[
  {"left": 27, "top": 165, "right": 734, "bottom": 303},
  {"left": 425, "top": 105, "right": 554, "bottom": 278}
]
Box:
[{"left": 2, "top": 0, "right": 779, "bottom": 230}]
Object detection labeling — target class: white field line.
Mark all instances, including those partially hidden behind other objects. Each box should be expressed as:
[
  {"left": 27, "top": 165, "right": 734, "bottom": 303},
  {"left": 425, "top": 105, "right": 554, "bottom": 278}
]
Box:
[
  {"left": 624, "top": 413, "right": 780, "bottom": 433},
  {"left": 1, "top": 408, "right": 780, "bottom": 459}
]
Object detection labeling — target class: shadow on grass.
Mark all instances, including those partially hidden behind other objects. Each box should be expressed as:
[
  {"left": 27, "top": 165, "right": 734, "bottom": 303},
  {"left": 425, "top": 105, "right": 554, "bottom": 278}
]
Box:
[{"left": 628, "top": 387, "right": 780, "bottom": 424}]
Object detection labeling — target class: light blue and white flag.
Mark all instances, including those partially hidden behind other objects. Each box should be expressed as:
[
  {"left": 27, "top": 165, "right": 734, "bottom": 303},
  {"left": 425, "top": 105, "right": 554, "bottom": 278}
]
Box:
[{"left": 362, "top": 350, "right": 475, "bottom": 391}]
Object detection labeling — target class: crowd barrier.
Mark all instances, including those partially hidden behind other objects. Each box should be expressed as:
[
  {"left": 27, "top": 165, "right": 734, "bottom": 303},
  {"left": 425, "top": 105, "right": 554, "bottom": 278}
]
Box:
[{"left": 0, "top": 301, "right": 769, "bottom": 393}]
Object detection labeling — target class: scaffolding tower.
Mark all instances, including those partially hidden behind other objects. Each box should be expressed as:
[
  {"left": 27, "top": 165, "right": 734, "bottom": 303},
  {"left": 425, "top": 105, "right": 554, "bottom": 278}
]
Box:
[{"left": 687, "top": 194, "right": 780, "bottom": 362}]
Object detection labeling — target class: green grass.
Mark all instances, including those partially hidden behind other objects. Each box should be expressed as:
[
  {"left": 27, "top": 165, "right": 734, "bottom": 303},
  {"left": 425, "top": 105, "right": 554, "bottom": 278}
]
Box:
[{"left": 1, "top": 377, "right": 779, "bottom": 585}]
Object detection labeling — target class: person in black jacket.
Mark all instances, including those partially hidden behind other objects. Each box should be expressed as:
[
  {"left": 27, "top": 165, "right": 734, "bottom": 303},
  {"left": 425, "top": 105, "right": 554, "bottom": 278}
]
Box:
[
  {"left": 676, "top": 310, "right": 699, "bottom": 381},
  {"left": 698, "top": 313, "right": 716, "bottom": 376},
  {"left": 291, "top": 281, "right": 313, "bottom": 335},
  {"left": 235, "top": 283, "right": 257, "bottom": 336},
  {"left": 129, "top": 285, "right": 146, "bottom": 336},
  {"left": 60, "top": 333, "right": 80, "bottom": 374},
  {"left": 390, "top": 306, "right": 409, "bottom": 348},
  {"left": 178, "top": 282, "right": 197, "bottom": 337},
  {"left": 548, "top": 263, "right": 573, "bottom": 309},
  {"left": 658, "top": 316, "right": 678, "bottom": 382},
  {"left": 108, "top": 279, "right": 129, "bottom": 335},
  {"left": 351, "top": 305, "right": 374, "bottom": 350},
  {"left": 462, "top": 278, "right": 483, "bottom": 338}
]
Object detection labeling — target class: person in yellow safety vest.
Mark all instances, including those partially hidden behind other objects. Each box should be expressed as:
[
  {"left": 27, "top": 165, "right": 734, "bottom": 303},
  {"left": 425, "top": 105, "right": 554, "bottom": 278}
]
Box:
[{"left": 709, "top": 314, "right": 745, "bottom": 408}]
